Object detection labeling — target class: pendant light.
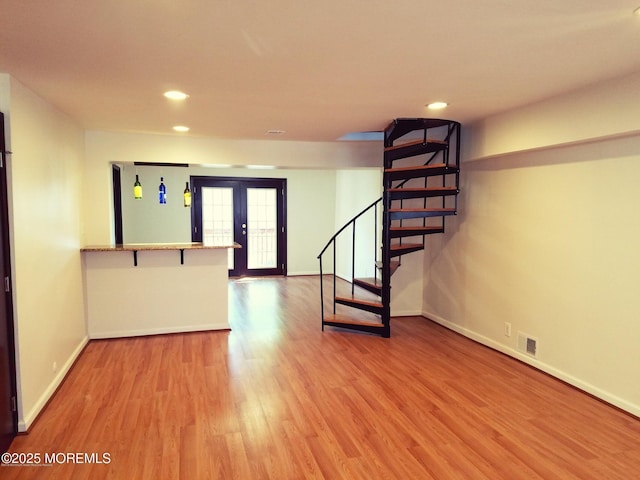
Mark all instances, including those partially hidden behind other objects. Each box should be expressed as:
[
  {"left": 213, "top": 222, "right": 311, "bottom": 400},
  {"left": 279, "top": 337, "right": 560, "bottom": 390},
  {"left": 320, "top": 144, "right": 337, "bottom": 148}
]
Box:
[
  {"left": 159, "top": 177, "right": 167, "bottom": 204},
  {"left": 134, "top": 175, "right": 143, "bottom": 199},
  {"left": 183, "top": 182, "right": 192, "bottom": 207}
]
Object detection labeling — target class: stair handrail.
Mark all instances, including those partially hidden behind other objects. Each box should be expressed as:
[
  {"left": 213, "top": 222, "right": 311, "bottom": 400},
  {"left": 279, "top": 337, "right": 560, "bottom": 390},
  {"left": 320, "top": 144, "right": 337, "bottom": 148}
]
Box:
[
  {"left": 317, "top": 197, "right": 382, "bottom": 327},
  {"left": 316, "top": 197, "right": 382, "bottom": 259}
]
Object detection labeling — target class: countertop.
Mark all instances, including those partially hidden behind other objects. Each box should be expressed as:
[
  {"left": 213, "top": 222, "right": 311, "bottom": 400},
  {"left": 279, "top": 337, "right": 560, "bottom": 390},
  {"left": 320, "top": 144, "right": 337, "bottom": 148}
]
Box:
[{"left": 81, "top": 242, "right": 241, "bottom": 252}]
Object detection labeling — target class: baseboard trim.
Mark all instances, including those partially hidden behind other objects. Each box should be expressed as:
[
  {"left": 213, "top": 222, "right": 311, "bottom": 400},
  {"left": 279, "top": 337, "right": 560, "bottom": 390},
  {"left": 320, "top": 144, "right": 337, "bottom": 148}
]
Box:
[
  {"left": 391, "top": 309, "right": 423, "bottom": 317},
  {"left": 89, "top": 323, "right": 231, "bottom": 340},
  {"left": 423, "top": 310, "right": 640, "bottom": 418},
  {"left": 19, "top": 335, "right": 89, "bottom": 432}
]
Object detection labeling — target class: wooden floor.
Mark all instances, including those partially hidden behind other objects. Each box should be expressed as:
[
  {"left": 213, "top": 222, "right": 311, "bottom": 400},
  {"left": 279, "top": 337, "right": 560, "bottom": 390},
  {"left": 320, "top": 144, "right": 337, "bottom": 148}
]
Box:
[{"left": 4, "top": 276, "right": 640, "bottom": 479}]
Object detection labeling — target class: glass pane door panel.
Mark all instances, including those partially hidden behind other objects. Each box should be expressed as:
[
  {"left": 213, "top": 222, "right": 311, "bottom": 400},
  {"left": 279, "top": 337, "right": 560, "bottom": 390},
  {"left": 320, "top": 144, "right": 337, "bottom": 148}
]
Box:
[
  {"left": 247, "top": 188, "right": 277, "bottom": 269},
  {"left": 202, "top": 187, "right": 234, "bottom": 269},
  {"left": 192, "top": 176, "right": 286, "bottom": 276}
]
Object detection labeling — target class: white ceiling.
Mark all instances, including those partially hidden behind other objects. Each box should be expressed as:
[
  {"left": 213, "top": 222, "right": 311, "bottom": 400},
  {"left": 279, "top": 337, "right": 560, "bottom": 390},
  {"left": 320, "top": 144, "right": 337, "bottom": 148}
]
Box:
[{"left": 1, "top": 0, "right": 639, "bottom": 142}]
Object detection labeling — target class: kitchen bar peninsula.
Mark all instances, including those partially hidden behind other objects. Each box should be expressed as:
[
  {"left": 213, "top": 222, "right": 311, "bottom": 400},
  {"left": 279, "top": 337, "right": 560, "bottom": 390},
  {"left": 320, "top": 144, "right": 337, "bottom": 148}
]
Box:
[{"left": 81, "top": 242, "right": 240, "bottom": 339}]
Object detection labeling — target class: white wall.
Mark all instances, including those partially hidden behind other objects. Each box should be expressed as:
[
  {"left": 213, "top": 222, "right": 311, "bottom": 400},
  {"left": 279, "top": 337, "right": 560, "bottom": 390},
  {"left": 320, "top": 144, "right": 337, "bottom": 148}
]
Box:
[
  {"left": 333, "top": 169, "right": 382, "bottom": 280},
  {"left": 424, "top": 73, "right": 640, "bottom": 416},
  {"left": 466, "top": 70, "right": 640, "bottom": 160},
  {"left": 285, "top": 169, "right": 337, "bottom": 275},
  {"left": 2, "top": 76, "right": 88, "bottom": 431}
]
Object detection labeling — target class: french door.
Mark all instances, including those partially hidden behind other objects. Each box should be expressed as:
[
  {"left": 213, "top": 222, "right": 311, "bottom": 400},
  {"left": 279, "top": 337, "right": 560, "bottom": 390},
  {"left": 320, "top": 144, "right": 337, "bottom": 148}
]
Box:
[{"left": 191, "top": 176, "right": 287, "bottom": 277}]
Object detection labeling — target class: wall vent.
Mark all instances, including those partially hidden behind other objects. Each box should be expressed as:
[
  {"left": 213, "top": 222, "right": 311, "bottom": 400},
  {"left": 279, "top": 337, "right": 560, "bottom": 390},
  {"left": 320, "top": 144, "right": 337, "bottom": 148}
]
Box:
[{"left": 517, "top": 332, "right": 538, "bottom": 358}]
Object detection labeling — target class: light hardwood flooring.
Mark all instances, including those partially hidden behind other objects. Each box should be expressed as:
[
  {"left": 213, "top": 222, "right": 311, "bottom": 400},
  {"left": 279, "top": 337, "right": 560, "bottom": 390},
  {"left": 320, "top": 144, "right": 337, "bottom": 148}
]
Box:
[{"left": 4, "top": 276, "right": 640, "bottom": 479}]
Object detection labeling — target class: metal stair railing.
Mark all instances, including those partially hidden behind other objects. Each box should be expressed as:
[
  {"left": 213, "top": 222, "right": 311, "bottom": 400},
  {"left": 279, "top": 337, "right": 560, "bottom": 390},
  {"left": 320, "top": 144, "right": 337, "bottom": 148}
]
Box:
[
  {"left": 386, "top": 121, "right": 461, "bottom": 254},
  {"left": 317, "top": 197, "right": 382, "bottom": 325}
]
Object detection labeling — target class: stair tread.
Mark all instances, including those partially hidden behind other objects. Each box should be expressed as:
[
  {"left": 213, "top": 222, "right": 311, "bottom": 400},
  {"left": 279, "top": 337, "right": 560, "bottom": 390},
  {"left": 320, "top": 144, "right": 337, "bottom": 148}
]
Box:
[
  {"left": 390, "top": 243, "right": 423, "bottom": 250},
  {"left": 387, "top": 186, "right": 457, "bottom": 193},
  {"left": 335, "top": 295, "right": 383, "bottom": 308},
  {"left": 385, "top": 163, "right": 456, "bottom": 174},
  {"left": 384, "top": 141, "right": 449, "bottom": 161},
  {"left": 323, "top": 314, "right": 384, "bottom": 328},
  {"left": 384, "top": 139, "right": 447, "bottom": 151},
  {"left": 390, "top": 225, "right": 444, "bottom": 231},
  {"left": 389, "top": 207, "right": 456, "bottom": 213},
  {"left": 354, "top": 277, "right": 382, "bottom": 287},
  {"left": 384, "top": 118, "right": 456, "bottom": 144},
  {"left": 353, "top": 277, "right": 383, "bottom": 295},
  {"left": 376, "top": 260, "right": 400, "bottom": 274}
]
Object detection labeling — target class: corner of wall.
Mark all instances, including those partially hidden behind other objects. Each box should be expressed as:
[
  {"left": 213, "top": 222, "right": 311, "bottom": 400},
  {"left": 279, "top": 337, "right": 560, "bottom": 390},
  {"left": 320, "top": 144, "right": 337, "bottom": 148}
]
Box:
[{"left": 18, "top": 336, "right": 89, "bottom": 431}]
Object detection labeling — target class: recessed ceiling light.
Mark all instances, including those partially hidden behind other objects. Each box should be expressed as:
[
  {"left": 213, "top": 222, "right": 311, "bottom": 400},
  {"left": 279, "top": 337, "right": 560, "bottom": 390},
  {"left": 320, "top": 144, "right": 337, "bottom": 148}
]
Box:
[
  {"left": 247, "top": 165, "right": 276, "bottom": 170},
  {"left": 202, "top": 164, "right": 233, "bottom": 168},
  {"left": 427, "top": 101, "right": 448, "bottom": 110},
  {"left": 173, "top": 125, "right": 190, "bottom": 132},
  {"left": 164, "top": 90, "right": 189, "bottom": 100}
]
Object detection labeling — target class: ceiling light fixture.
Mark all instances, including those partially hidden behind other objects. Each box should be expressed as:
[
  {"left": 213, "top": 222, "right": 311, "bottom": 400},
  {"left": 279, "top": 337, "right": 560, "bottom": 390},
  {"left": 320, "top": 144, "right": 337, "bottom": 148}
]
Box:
[
  {"left": 427, "top": 101, "right": 448, "bottom": 110},
  {"left": 164, "top": 90, "right": 189, "bottom": 100},
  {"left": 173, "top": 125, "right": 190, "bottom": 132},
  {"left": 247, "top": 165, "right": 276, "bottom": 170},
  {"left": 634, "top": 6, "right": 640, "bottom": 15},
  {"left": 202, "top": 164, "right": 233, "bottom": 168}
]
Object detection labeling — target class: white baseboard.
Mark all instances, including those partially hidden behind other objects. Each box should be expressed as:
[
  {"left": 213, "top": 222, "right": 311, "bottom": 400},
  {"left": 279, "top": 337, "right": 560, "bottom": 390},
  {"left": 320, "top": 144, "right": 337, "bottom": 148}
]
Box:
[
  {"left": 19, "top": 335, "right": 89, "bottom": 432},
  {"left": 423, "top": 310, "right": 640, "bottom": 418},
  {"left": 392, "top": 309, "right": 423, "bottom": 317},
  {"left": 89, "top": 323, "right": 231, "bottom": 340}
]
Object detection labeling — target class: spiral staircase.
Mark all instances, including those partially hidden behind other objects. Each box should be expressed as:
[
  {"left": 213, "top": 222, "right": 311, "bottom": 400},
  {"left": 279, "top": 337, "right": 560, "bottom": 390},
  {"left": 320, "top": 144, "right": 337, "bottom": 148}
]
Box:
[{"left": 318, "top": 118, "right": 461, "bottom": 337}]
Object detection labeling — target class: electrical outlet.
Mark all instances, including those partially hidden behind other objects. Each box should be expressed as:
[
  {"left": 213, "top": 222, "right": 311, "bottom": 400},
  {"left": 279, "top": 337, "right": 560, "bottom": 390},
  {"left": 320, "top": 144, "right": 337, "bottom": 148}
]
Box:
[{"left": 504, "top": 322, "right": 512, "bottom": 337}]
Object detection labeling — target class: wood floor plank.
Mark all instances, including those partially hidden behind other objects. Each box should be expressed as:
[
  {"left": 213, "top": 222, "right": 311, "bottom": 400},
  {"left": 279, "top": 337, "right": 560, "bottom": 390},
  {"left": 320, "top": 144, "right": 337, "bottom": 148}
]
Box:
[
  {"left": 281, "top": 420, "right": 325, "bottom": 479},
  {"left": 3, "top": 276, "right": 640, "bottom": 479}
]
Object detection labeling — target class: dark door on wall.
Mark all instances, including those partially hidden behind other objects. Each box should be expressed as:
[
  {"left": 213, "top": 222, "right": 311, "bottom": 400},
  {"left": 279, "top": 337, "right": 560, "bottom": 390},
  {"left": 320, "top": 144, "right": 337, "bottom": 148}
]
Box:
[
  {"left": 191, "top": 176, "right": 287, "bottom": 277},
  {"left": 111, "top": 164, "right": 123, "bottom": 245},
  {"left": 0, "top": 112, "right": 18, "bottom": 453}
]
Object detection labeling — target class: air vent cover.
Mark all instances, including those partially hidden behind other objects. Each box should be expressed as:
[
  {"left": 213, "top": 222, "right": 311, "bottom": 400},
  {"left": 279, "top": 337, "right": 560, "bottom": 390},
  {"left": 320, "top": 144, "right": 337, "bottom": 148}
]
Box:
[{"left": 517, "top": 332, "right": 538, "bottom": 358}]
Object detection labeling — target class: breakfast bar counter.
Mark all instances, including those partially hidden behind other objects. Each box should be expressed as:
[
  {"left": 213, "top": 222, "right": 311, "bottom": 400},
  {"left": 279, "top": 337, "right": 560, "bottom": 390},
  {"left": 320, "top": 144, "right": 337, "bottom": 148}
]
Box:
[{"left": 81, "top": 242, "right": 240, "bottom": 339}]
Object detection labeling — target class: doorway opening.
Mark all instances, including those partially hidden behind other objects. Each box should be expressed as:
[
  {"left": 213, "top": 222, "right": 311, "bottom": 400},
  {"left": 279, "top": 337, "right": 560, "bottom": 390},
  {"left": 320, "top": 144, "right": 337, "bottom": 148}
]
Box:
[
  {"left": 0, "top": 112, "right": 18, "bottom": 452},
  {"left": 190, "top": 176, "right": 287, "bottom": 277}
]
